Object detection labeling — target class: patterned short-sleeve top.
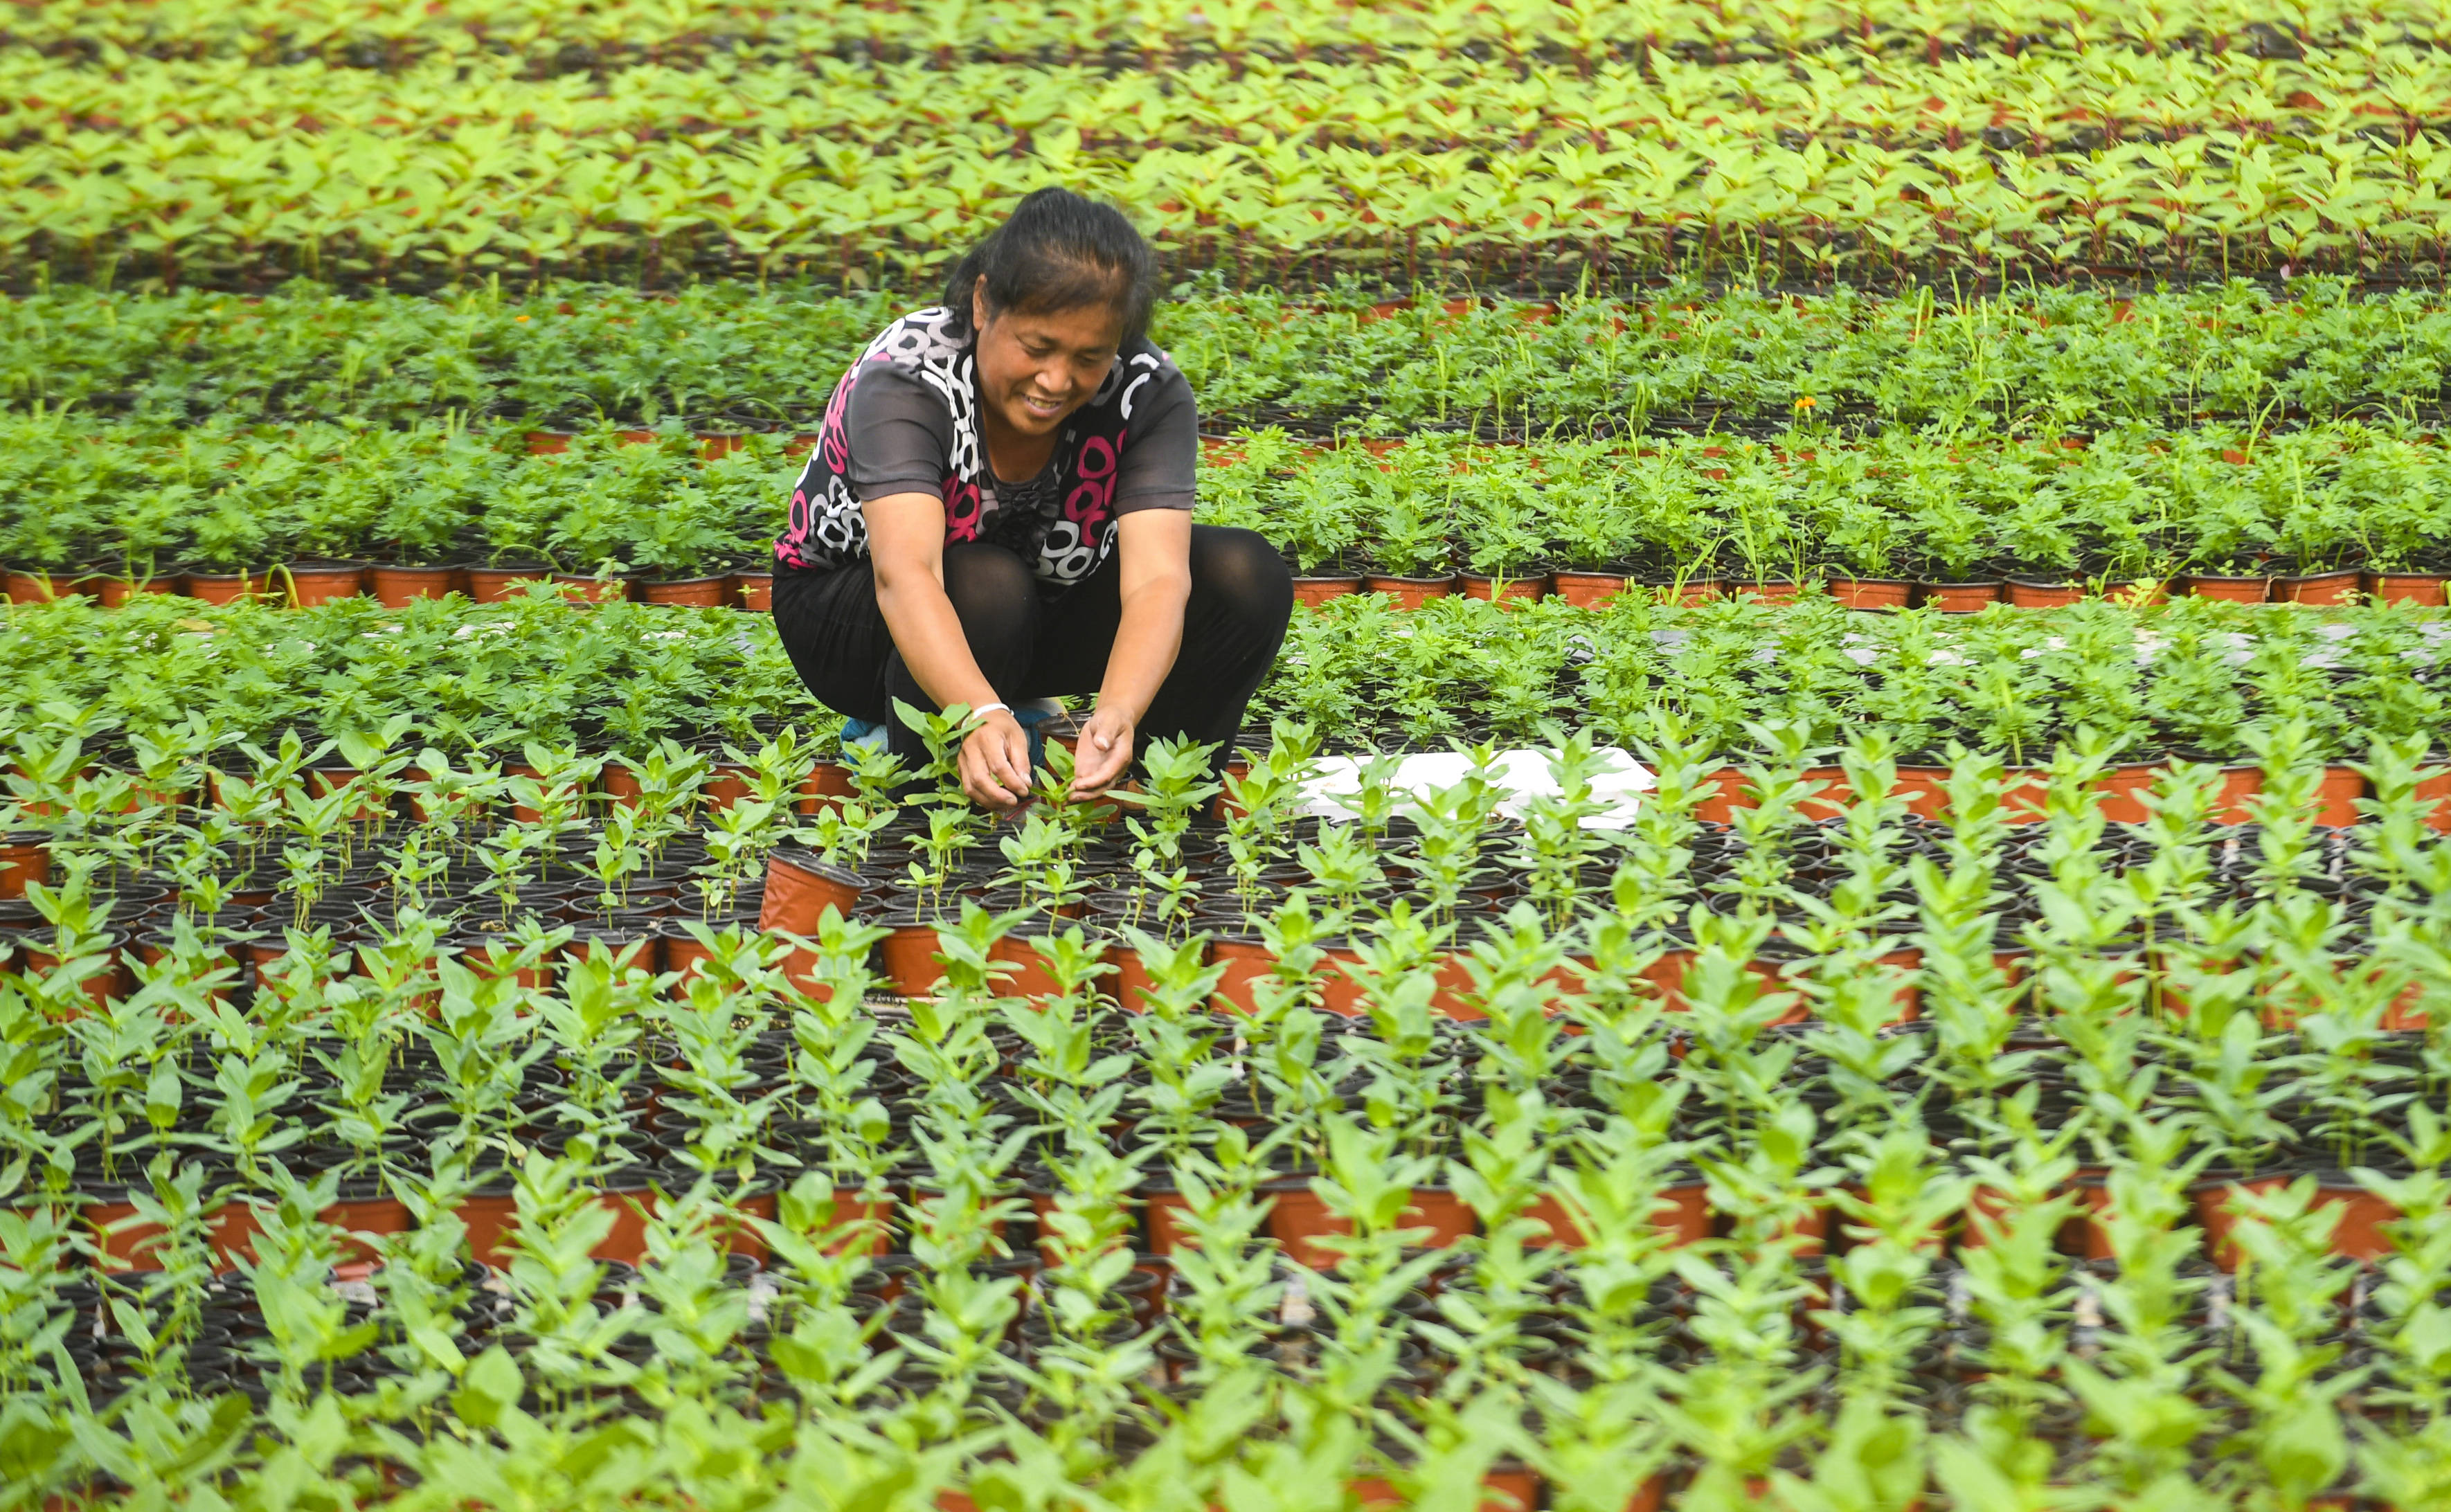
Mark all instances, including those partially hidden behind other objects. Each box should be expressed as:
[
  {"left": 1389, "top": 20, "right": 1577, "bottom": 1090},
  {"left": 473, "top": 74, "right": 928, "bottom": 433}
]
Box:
[{"left": 773, "top": 306, "right": 1194, "bottom": 588}]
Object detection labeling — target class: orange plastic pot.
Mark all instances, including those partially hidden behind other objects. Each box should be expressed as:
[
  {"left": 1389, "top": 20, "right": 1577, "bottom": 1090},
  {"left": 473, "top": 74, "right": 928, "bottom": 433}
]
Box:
[
  {"left": 2004, "top": 579, "right": 2084, "bottom": 608},
  {"left": 1207, "top": 936, "right": 1276, "bottom": 1015},
  {"left": 638, "top": 575, "right": 733, "bottom": 607},
  {"left": 733, "top": 571, "right": 774, "bottom": 611},
  {"left": 2278, "top": 569, "right": 2362, "bottom": 606},
  {"left": 2197, "top": 1174, "right": 2398, "bottom": 1269},
  {"left": 1828, "top": 577, "right": 1912, "bottom": 609},
  {"left": 1916, "top": 580, "right": 2001, "bottom": 611},
  {"left": 1314, "top": 947, "right": 1367, "bottom": 1017},
  {"left": 465, "top": 566, "right": 549, "bottom": 602},
  {"left": 1550, "top": 570, "right": 1627, "bottom": 608},
  {"left": 282, "top": 564, "right": 368, "bottom": 606},
  {"left": 0, "top": 836, "right": 48, "bottom": 898},
  {"left": 591, "top": 1180, "right": 661, "bottom": 1264},
  {"left": 757, "top": 851, "right": 866, "bottom": 935},
  {"left": 1458, "top": 571, "right": 1550, "bottom": 606},
  {"left": 1291, "top": 575, "right": 1362, "bottom": 607},
  {"left": 879, "top": 921, "right": 944, "bottom": 996},
  {"left": 1523, "top": 1181, "right": 1708, "bottom": 1249},
  {"left": 701, "top": 764, "right": 756, "bottom": 809},
  {"left": 661, "top": 930, "right": 717, "bottom": 996},
  {"left": 552, "top": 575, "right": 634, "bottom": 604},
  {"left": 1362, "top": 573, "right": 1455, "bottom": 609},
  {"left": 2182, "top": 573, "right": 2270, "bottom": 603},
  {"left": 1266, "top": 1185, "right": 1473, "bottom": 1269},
  {"left": 321, "top": 1191, "right": 411, "bottom": 1273},
  {"left": 368, "top": 564, "right": 464, "bottom": 606},
  {"left": 1144, "top": 1190, "right": 1196, "bottom": 1254},
  {"left": 1889, "top": 765, "right": 1952, "bottom": 820},
  {"left": 1347, "top": 1468, "right": 1542, "bottom": 1511},
  {"left": 1691, "top": 766, "right": 1758, "bottom": 825},
  {"left": 1725, "top": 580, "right": 1799, "bottom": 604},
  {"left": 2367, "top": 570, "right": 2448, "bottom": 607},
  {"left": 98, "top": 575, "right": 183, "bottom": 606},
  {"left": 987, "top": 933, "right": 1068, "bottom": 1004},
  {"left": 184, "top": 570, "right": 271, "bottom": 606},
  {"left": 2211, "top": 765, "right": 2362, "bottom": 827},
  {"left": 1107, "top": 935, "right": 1203, "bottom": 1013},
  {"left": 456, "top": 1186, "right": 522, "bottom": 1264},
  {"left": 796, "top": 761, "right": 856, "bottom": 813}
]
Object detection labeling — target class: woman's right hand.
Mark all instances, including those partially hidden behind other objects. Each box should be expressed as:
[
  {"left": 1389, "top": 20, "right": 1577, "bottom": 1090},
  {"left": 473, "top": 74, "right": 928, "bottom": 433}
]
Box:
[{"left": 958, "top": 708, "right": 1032, "bottom": 812}]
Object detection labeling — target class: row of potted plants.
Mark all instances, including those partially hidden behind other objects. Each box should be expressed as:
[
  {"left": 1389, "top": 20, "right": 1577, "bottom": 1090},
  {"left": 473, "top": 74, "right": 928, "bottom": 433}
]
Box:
[
  {"left": 10, "top": 276, "right": 2450, "bottom": 439},
  {"left": 7, "top": 716, "right": 2451, "bottom": 1508},
  {"left": 6, "top": 591, "right": 2448, "bottom": 789},
  {"left": 12, "top": 410, "right": 2451, "bottom": 617}
]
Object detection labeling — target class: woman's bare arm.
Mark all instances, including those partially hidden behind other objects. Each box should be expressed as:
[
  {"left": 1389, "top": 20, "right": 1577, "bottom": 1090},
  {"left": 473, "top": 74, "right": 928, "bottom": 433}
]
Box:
[{"left": 865, "top": 491, "right": 1031, "bottom": 809}]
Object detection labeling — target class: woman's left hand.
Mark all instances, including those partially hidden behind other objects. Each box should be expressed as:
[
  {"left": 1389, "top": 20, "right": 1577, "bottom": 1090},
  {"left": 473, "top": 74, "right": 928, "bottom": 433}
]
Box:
[{"left": 1070, "top": 707, "right": 1137, "bottom": 798}]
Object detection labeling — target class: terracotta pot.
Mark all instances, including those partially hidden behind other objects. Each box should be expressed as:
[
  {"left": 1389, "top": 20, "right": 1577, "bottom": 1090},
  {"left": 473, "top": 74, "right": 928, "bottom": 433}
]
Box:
[
  {"left": 811, "top": 1191, "right": 894, "bottom": 1257},
  {"left": 702, "top": 763, "right": 756, "bottom": 809},
  {"left": 591, "top": 1180, "right": 660, "bottom": 1264},
  {"left": 454, "top": 1186, "right": 520, "bottom": 1266},
  {"left": 2366, "top": 569, "right": 2448, "bottom": 607},
  {"left": 2182, "top": 573, "right": 2270, "bottom": 603},
  {"left": 1655, "top": 577, "right": 1721, "bottom": 605},
  {"left": 2195, "top": 1173, "right": 2399, "bottom": 1269},
  {"left": 758, "top": 851, "right": 866, "bottom": 935},
  {"left": 2094, "top": 762, "right": 2166, "bottom": 825},
  {"left": 523, "top": 431, "right": 575, "bottom": 454},
  {"left": 1691, "top": 766, "right": 1759, "bottom": 825},
  {"left": 2316, "top": 765, "right": 2366, "bottom": 827},
  {"left": 465, "top": 566, "right": 551, "bottom": 602},
  {"left": 97, "top": 574, "right": 182, "bottom": 606},
  {"left": 1315, "top": 946, "right": 1368, "bottom": 1017},
  {"left": 1266, "top": 1183, "right": 1473, "bottom": 1268},
  {"left": 1827, "top": 577, "right": 1913, "bottom": 609},
  {"left": 1550, "top": 570, "right": 1628, "bottom": 608},
  {"left": 1916, "top": 580, "right": 2002, "bottom": 611},
  {"left": 638, "top": 575, "right": 733, "bottom": 607},
  {"left": 320, "top": 1191, "right": 411, "bottom": 1272},
  {"left": 1108, "top": 935, "right": 1204, "bottom": 1013},
  {"left": 1523, "top": 1181, "right": 1708, "bottom": 1249},
  {"left": 696, "top": 432, "right": 750, "bottom": 458},
  {"left": 0, "top": 834, "right": 47, "bottom": 899},
  {"left": 2206, "top": 762, "right": 2263, "bottom": 825},
  {"left": 368, "top": 564, "right": 465, "bottom": 606},
  {"left": 879, "top": 921, "right": 944, "bottom": 996},
  {"left": 1640, "top": 948, "right": 1697, "bottom": 1011},
  {"left": 1208, "top": 935, "right": 1276, "bottom": 1015},
  {"left": 796, "top": 761, "right": 856, "bottom": 813},
  {"left": 1889, "top": 765, "right": 1952, "bottom": 820},
  {"left": 281, "top": 564, "right": 368, "bottom": 606},
  {"left": 1362, "top": 573, "right": 1455, "bottom": 609},
  {"left": 80, "top": 1195, "right": 168, "bottom": 1271},
  {"left": 1725, "top": 580, "right": 1799, "bottom": 604},
  {"left": 1144, "top": 1190, "right": 1196, "bottom": 1253},
  {"left": 733, "top": 571, "right": 774, "bottom": 611},
  {"left": 659, "top": 928, "right": 718, "bottom": 996},
  {"left": 2277, "top": 568, "right": 2363, "bottom": 606},
  {"left": 1291, "top": 573, "right": 1363, "bottom": 607},
  {"left": 1457, "top": 570, "right": 1550, "bottom": 606},
  {"left": 183, "top": 570, "right": 271, "bottom": 606},
  {"left": 3, "top": 570, "right": 62, "bottom": 604},
  {"left": 1349, "top": 1469, "right": 1542, "bottom": 1512},
  {"left": 986, "top": 933, "right": 1068, "bottom": 1003},
  {"left": 552, "top": 574, "right": 634, "bottom": 604},
  {"left": 2004, "top": 578, "right": 2084, "bottom": 608},
  {"left": 2417, "top": 764, "right": 2451, "bottom": 835}
]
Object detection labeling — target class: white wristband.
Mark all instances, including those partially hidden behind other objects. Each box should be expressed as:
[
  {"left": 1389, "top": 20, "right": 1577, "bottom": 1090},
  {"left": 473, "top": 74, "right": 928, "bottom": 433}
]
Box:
[{"left": 971, "top": 701, "right": 1010, "bottom": 721}]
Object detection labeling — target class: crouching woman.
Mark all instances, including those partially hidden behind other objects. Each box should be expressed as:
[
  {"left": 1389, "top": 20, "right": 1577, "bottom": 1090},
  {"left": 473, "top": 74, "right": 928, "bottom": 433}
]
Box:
[{"left": 769, "top": 188, "right": 1293, "bottom": 811}]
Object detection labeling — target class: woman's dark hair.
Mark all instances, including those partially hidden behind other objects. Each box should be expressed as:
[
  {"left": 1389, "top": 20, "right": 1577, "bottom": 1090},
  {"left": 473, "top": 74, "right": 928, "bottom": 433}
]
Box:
[{"left": 942, "top": 188, "right": 1158, "bottom": 343}]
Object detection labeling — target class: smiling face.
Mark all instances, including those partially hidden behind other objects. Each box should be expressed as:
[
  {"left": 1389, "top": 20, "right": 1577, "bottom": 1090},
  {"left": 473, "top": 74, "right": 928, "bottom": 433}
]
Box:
[{"left": 971, "top": 285, "right": 1125, "bottom": 442}]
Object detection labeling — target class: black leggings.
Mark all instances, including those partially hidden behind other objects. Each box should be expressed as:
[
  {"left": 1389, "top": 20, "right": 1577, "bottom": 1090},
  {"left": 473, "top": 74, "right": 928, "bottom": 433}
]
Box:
[{"left": 771, "top": 525, "right": 1294, "bottom": 775}]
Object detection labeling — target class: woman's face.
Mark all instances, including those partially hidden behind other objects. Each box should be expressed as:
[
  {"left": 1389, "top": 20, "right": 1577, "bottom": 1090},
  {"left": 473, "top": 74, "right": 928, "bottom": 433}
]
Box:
[{"left": 971, "top": 287, "right": 1124, "bottom": 440}]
